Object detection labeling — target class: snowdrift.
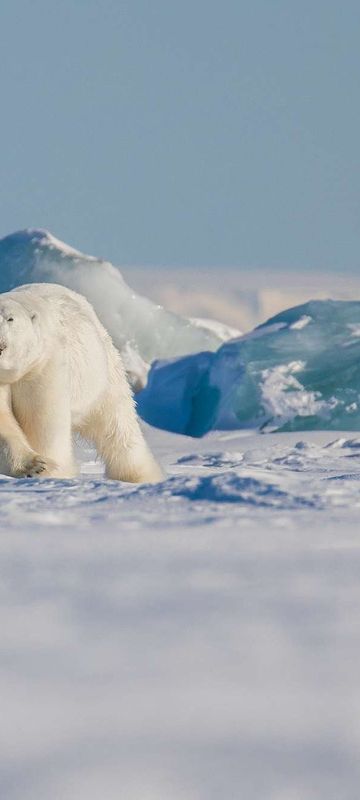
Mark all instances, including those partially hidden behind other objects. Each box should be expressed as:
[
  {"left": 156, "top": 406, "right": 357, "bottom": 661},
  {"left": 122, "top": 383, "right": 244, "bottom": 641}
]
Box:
[
  {"left": 0, "top": 229, "right": 232, "bottom": 388},
  {"left": 138, "top": 299, "right": 360, "bottom": 435}
]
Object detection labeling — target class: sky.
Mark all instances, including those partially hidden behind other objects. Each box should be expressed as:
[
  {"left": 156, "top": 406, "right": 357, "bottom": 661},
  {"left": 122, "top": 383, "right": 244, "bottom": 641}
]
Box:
[{"left": 0, "top": 0, "right": 359, "bottom": 271}]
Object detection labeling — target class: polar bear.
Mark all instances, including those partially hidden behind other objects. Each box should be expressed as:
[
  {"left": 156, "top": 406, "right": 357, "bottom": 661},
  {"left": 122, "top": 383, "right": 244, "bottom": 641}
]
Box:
[{"left": 0, "top": 283, "right": 163, "bottom": 481}]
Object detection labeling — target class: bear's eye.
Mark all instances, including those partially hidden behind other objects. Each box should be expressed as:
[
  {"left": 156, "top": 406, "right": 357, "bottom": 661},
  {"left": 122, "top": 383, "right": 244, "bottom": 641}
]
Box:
[{"left": 7, "top": 317, "right": 14, "bottom": 322}]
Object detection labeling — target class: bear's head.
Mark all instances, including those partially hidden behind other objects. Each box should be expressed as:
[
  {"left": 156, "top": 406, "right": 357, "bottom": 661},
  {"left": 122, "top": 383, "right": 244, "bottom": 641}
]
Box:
[{"left": 0, "top": 299, "right": 43, "bottom": 383}]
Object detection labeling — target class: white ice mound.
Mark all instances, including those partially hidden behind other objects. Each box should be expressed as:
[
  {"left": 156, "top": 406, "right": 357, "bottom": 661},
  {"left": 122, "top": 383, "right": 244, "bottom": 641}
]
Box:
[{"left": 0, "top": 230, "right": 228, "bottom": 371}]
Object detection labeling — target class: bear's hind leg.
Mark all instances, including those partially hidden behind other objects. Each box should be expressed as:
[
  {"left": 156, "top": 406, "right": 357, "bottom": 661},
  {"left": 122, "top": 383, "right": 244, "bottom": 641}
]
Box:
[{"left": 80, "top": 391, "right": 163, "bottom": 484}]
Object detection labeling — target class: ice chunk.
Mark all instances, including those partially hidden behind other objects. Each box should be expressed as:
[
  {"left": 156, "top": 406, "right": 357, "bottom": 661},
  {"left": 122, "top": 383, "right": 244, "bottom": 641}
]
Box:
[
  {"left": 189, "top": 317, "right": 242, "bottom": 341},
  {"left": 118, "top": 342, "right": 150, "bottom": 393},
  {"left": 290, "top": 315, "right": 312, "bottom": 330},
  {"left": 138, "top": 299, "right": 360, "bottom": 435}
]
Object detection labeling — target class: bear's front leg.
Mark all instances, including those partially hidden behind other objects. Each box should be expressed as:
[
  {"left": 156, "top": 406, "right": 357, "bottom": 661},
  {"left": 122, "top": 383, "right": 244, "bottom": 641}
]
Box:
[
  {"left": 0, "top": 385, "right": 59, "bottom": 478},
  {"left": 11, "top": 357, "right": 76, "bottom": 479}
]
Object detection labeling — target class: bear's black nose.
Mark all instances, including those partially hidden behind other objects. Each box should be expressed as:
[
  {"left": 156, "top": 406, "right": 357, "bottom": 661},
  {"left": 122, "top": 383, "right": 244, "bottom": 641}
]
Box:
[{"left": 0, "top": 344, "right": 7, "bottom": 354}]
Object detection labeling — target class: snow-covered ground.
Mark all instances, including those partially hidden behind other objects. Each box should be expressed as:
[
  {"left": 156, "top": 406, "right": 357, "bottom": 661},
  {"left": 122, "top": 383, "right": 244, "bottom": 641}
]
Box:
[{"left": 2, "top": 425, "right": 360, "bottom": 800}]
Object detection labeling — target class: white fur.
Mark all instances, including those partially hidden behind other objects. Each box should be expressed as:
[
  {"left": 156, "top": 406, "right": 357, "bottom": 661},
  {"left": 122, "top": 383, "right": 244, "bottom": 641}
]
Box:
[{"left": 0, "top": 283, "right": 163, "bottom": 482}]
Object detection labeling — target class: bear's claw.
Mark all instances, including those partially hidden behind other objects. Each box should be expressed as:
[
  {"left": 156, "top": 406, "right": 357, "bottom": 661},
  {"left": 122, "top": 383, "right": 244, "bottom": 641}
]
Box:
[{"left": 15, "top": 454, "right": 59, "bottom": 478}]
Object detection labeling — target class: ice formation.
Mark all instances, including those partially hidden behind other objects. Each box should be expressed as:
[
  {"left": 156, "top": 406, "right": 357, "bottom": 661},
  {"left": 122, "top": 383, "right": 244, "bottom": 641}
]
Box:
[
  {"left": 138, "top": 299, "right": 360, "bottom": 435},
  {"left": 3, "top": 229, "right": 359, "bottom": 438},
  {"left": 0, "top": 229, "right": 232, "bottom": 389}
]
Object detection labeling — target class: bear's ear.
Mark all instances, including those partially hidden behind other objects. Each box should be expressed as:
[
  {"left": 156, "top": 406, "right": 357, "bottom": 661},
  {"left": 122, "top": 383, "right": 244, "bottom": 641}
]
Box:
[{"left": 31, "top": 312, "right": 37, "bottom": 322}]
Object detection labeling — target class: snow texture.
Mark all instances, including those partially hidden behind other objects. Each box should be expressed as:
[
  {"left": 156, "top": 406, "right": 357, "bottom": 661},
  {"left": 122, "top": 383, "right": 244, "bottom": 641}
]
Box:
[{"left": 1, "top": 426, "right": 360, "bottom": 799}]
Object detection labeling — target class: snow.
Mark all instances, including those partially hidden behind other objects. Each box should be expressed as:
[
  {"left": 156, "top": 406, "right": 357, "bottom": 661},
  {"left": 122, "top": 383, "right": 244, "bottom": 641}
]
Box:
[
  {"left": 290, "top": 314, "right": 312, "bottom": 330},
  {"left": 189, "top": 316, "right": 242, "bottom": 341},
  {"left": 1, "top": 426, "right": 360, "bottom": 799}
]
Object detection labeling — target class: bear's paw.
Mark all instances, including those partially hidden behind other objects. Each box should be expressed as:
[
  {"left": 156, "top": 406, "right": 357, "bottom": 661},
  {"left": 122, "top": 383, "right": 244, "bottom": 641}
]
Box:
[{"left": 15, "top": 454, "right": 59, "bottom": 478}]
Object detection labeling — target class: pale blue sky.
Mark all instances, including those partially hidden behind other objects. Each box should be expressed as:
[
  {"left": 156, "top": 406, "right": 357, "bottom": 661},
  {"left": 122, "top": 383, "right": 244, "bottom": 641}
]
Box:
[{"left": 0, "top": 0, "right": 359, "bottom": 270}]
